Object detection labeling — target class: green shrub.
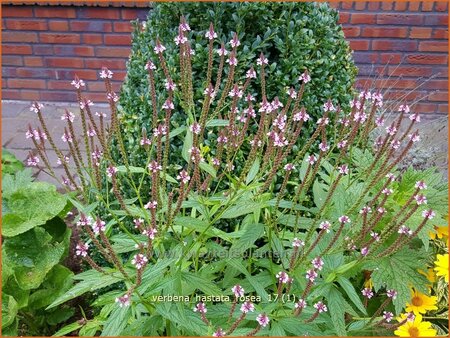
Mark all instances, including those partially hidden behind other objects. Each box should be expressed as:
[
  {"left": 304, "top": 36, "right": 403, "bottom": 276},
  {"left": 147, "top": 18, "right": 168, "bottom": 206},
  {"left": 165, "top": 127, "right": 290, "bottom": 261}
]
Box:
[{"left": 117, "top": 2, "right": 357, "bottom": 172}]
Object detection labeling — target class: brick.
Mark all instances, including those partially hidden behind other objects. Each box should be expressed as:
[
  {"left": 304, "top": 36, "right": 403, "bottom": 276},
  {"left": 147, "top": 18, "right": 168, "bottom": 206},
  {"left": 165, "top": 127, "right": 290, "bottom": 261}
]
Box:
[
  {"left": 435, "top": 2, "right": 448, "bottom": 11},
  {"left": 419, "top": 41, "right": 448, "bottom": 52},
  {"left": 2, "top": 32, "right": 38, "bottom": 43},
  {"left": 121, "top": 8, "right": 147, "bottom": 20},
  {"left": 8, "top": 79, "right": 46, "bottom": 89},
  {"left": 45, "top": 57, "right": 84, "bottom": 68},
  {"left": 424, "top": 14, "right": 448, "bottom": 26},
  {"left": 354, "top": 2, "right": 366, "bottom": 10},
  {"left": 376, "top": 79, "right": 419, "bottom": 89},
  {"left": 3, "top": 55, "right": 23, "bottom": 66},
  {"left": 368, "top": 2, "right": 380, "bottom": 10},
  {"left": 432, "top": 67, "right": 448, "bottom": 77},
  {"left": 432, "top": 28, "right": 448, "bottom": 39},
  {"left": 342, "top": 27, "right": 360, "bottom": 38},
  {"left": 423, "top": 80, "right": 448, "bottom": 90},
  {"left": 429, "top": 91, "right": 448, "bottom": 102},
  {"left": 413, "top": 103, "right": 437, "bottom": 113},
  {"left": 3, "top": 45, "right": 32, "bottom": 55},
  {"left": 48, "top": 21, "right": 69, "bottom": 31},
  {"left": 40, "top": 33, "right": 81, "bottom": 44},
  {"left": 406, "top": 54, "right": 448, "bottom": 65},
  {"left": 78, "top": 8, "right": 120, "bottom": 19},
  {"left": 16, "top": 68, "right": 54, "bottom": 78},
  {"left": 381, "top": 2, "right": 393, "bottom": 10},
  {"left": 2, "top": 6, "right": 33, "bottom": 17},
  {"left": 438, "top": 104, "right": 448, "bottom": 113},
  {"left": 380, "top": 53, "right": 403, "bottom": 64},
  {"left": 35, "top": 7, "right": 76, "bottom": 18},
  {"left": 340, "top": 1, "right": 353, "bottom": 10},
  {"left": 377, "top": 14, "right": 424, "bottom": 25},
  {"left": 352, "top": 52, "right": 378, "bottom": 64},
  {"left": 19, "top": 90, "right": 40, "bottom": 101},
  {"left": 394, "top": 2, "right": 408, "bottom": 11},
  {"left": 421, "top": 1, "right": 434, "bottom": 11},
  {"left": 361, "top": 27, "right": 408, "bottom": 38},
  {"left": 82, "top": 34, "right": 103, "bottom": 45},
  {"left": 56, "top": 69, "right": 99, "bottom": 80},
  {"left": 384, "top": 90, "right": 424, "bottom": 101},
  {"left": 95, "top": 46, "right": 131, "bottom": 58},
  {"left": 387, "top": 66, "right": 433, "bottom": 77},
  {"left": 350, "top": 13, "right": 376, "bottom": 24},
  {"left": 372, "top": 40, "right": 417, "bottom": 51},
  {"left": 5, "top": 19, "right": 48, "bottom": 31},
  {"left": 33, "top": 45, "right": 54, "bottom": 55},
  {"left": 70, "top": 21, "right": 113, "bottom": 32},
  {"left": 410, "top": 27, "right": 432, "bottom": 39},
  {"left": 3, "top": 67, "right": 17, "bottom": 77},
  {"left": 113, "top": 22, "right": 133, "bottom": 33},
  {"left": 84, "top": 59, "right": 126, "bottom": 70},
  {"left": 24, "top": 57, "right": 43, "bottom": 67},
  {"left": 349, "top": 39, "right": 370, "bottom": 51},
  {"left": 2, "top": 90, "right": 22, "bottom": 100},
  {"left": 338, "top": 12, "right": 350, "bottom": 24},
  {"left": 357, "top": 65, "right": 386, "bottom": 76},
  {"left": 54, "top": 46, "right": 95, "bottom": 57},
  {"left": 40, "top": 91, "right": 77, "bottom": 102},
  {"left": 104, "top": 34, "right": 132, "bottom": 45},
  {"left": 328, "top": 2, "right": 339, "bottom": 9},
  {"left": 47, "top": 80, "right": 76, "bottom": 90},
  {"left": 408, "top": 2, "right": 421, "bottom": 11}
]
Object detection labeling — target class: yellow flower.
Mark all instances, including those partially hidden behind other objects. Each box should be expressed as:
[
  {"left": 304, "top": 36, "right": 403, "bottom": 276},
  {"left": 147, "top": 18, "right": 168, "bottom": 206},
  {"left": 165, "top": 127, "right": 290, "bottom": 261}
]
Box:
[
  {"left": 394, "top": 314, "right": 437, "bottom": 337},
  {"left": 405, "top": 289, "right": 438, "bottom": 315},
  {"left": 429, "top": 225, "right": 449, "bottom": 240},
  {"left": 418, "top": 268, "right": 436, "bottom": 284},
  {"left": 434, "top": 254, "right": 449, "bottom": 283},
  {"left": 364, "top": 278, "right": 373, "bottom": 289}
]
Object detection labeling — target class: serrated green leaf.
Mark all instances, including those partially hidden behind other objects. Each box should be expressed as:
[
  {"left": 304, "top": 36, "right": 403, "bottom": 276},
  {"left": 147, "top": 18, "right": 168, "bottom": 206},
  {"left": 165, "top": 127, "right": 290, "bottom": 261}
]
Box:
[
  {"left": 116, "top": 165, "right": 146, "bottom": 173},
  {"left": 205, "top": 119, "right": 229, "bottom": 127},
  {"left": 1, "top": 294, "right": 18, "bottom": 329},
  {"left": 327, "top": 287, "right": 347, "bottom": 336},
  {"left": 52, "top": 321, "right": 83, "bottom": 337},
  {"left": 230, "top": 223, "right": 264, "bottom": 254},
  {"left": 220, "top": 200, "right": 267, "bottom": 219},
  {"left": 245, "top": 157, "right": 260, "bottom": 184},
  {"left": 336, "top": 276, "right": 367, "bottom": 315},
  {"left": 101, "top": 305, "right": 131, "bottom": 336}
]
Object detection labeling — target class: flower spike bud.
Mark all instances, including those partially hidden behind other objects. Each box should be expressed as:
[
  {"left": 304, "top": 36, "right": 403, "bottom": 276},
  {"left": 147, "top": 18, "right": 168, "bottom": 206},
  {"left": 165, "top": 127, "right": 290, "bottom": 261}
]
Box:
[{"left": 205, "top": 23, "right": 217, "bottom": 40}]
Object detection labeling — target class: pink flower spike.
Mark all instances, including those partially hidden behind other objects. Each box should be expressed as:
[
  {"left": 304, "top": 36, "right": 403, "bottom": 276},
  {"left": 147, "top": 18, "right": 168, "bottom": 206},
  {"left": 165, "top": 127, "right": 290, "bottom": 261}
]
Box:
[
  {"left": 189, "top": 122, "right": 201, "bottom": 135},
  {"left": 131, "top": 253, "right": 148, "bottom": 270},
  {"left": 205, "top": 23, "right": 217, "bottom": 40},
  {"left": 216, "top": 45, "right": 228, "bottom": 56},
  {"left": 115, "top": 294, "right": 131, "bottom": 307},
  {"left": 415, "top": 180, "right": 427, "bottom": 190},
  {"left": 177, "top": 169, "right": 190, "bottom": 184},
  {"left": 292, "top": 237, "right": 305, "bottom": 247},
  {"left": 386, "top": 289, "right": 398, "bottom": 299},
  {"left": 71, "top": 78, "right": 85, "bottom": 89},
  {"left": 414, "top": 194, "right": 427, "bottom": 205},
  {"left": 299, "top": 70, "right": 311, "bottom": 83},
  {"left": 26, "top": 154, "right": 39, "bottom": 167},
  {"left": 383, "top": 311, "right": 394, "bottom": 323},
  {"left": 284, "top": 163, "right": 295, "bottom": 171},
  {"left": 229, "top": 33, "right": 240, "bottom": 48},
  {"left": 409, "top": 133, "right": 420, "bottom": 143},
  {"left": 106, "top": 165, "right": 118, "bottom": 178},
  {"left": 409, "top": 113, "right": 421, "bottom": 122},
  {"left": 313, "top": 301, "right": 327, "bottom": 313},
  {"left": 306, "top": 269, "right": 318, "bottom": 282},
  {"left": 311, "top": 257, "right": 324, "bottom": 270},
  {"left": 295, "top": 299, "right": 307, "bottom": 309},
  {"left": 256, "top": 313, "right": 270, "bottom": 328},
  {"left": 213, "top": 328, "right": 225, "bottom": 337},
  {"left": 422, "top": 209, "right": 435, "bottom": 220},
  {"left": 398, "top": 104, "right": 410, "bottom": 113},
  {"left": 362, "top": 288, "right": 374, "bottom": 299},
  {"left": 256, "top": 53, "right": 268, "bottom": 66},
  {"left": 246, "top": 67, "right": 257, "bottom": 79},
  {"left": 319, "top": 221, "right": 331, "bottom": 232},
  {"left": 143, "top": 227, "right": 157, "bottom": 240},
  {"left": 361, "top": 247, "right": 369, "bottom": 256},
  {"left": 92, "top": 218, "right": 106, "bottom": 234},
  {"left": 323, "top": 100, "right": 335, "bottom": 112},
  {"left": 338, "top": 165, "right": 349, "bottom": 175},
  {"left": 308, "top": 154, "right": 317, "bottom": 165},
  {"left": 276, "top": 271, "right": 290, "bottom": 284},
  {"left": 154, "top": 40, "right": 166, "bottom": 54},
  {"left": 145, "top": 61, "right": 156, "bottom": 71},
  {"left": 231, "top": 284, "right": 245, "bottom": 298},
  {"left": 144, "top": 200, "right": 158, "bottom": 210},
  {"left": 75, "top": 242, "right": 89, "bottom": 257},
  {"left": 61, "top": 110, "right": 75, "bottom": 123},
  {"left": 398, "top": 225, "right": 413, "bottom": 236},
  {"left": 148, "top": 161, "right": 162, "bottom": 173},
  {"left": 240, "top": 301, "right": 255, "bottom": 313},
  {"left": 30, "top": 102, "right": 44, "bottom": 113},
  {"left": 338, "top": 215, "right": 351, "bottom": 224},
  {"left": 99, "top": 67, "right": 113, "bottom": 79}
]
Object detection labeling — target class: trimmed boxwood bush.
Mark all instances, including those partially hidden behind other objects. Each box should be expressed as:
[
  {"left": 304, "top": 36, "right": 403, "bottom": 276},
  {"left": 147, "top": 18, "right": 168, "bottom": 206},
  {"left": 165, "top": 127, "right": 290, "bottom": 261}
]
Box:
[{"left": 115, "top": 1, "right": 357, "bottom": 192}]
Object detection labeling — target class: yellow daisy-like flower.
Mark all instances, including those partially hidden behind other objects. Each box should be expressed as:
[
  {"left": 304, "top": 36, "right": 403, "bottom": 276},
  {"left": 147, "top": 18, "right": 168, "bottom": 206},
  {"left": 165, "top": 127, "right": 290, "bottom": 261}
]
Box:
[
  {"left": 418, "top": 268, "right": 436, "bottom": 284},
  {"left": 394, "top": 314, "right": 437, "bottom": 337},
  {"left": 429, "top": 225, "right": 449, "bottom": 240},
  {"left": 434, "top": 253, "right": 449, "bottom": 283},
  {"left": 405, "top": 289, "right": 438, "bottom": 315}
]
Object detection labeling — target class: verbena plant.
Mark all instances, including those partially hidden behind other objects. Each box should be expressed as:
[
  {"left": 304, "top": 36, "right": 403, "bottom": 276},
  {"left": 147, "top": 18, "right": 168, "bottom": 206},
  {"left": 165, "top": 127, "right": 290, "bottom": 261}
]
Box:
[{"left": 25, "top": 18, "right": 447, "bottom": 336}]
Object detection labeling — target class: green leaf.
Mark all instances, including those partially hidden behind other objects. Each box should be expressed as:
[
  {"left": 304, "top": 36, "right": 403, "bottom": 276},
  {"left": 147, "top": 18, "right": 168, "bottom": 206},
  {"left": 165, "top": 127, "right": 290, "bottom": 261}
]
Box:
[
  {"left": 101, "top": 305, "right": 131, "bottom": 336},
  {"left": 199, "top": 161, "right": 217, "bottom": 178},
  {"left": 2, "top": 182, "right": 67, "bottom": 237},
  {"left": 116, "top": 165, "right": 146, "bottom": 173},
  {"left": 363, "top": 248, "right": 429, "bottom": 313},
  {"left": 230, "top": 223, "right": 265, "bottom": 254},
  {"left": 1, "top": 169, "right": 33, "bottom": 200},
  {"left": 312, "top": 179, "right": 327, "bottom": 209},
  {"left": 245, "top": 157, "right": 260, "bottom": 185},
  {"left": 219, "top": 200, "right": 267, "bottom": 219},
  {"left": 173, "top": 216, "right": 232, "bottom": 242},
  {"left": 327, "top": 287, "right": 347, "bottom": 336},
  {"left": 181, "top": 272, "right": 222, "bottom": 295},
  {"left": 205, "top": 119, "right": 229, "bottom": 127},
  {"left": 155, "top": 302, "right": 208, "bottom": 335},
  {"left": 336, "top": 276, "right": 367, "bottom": 315},
  {"left": 181, "top": 129, "right": 193, "bottom": 162},
  {"left": 4, "top": 227, "right": 67, "bottom": 290},
  {"left": 46, "top": 269, "right": 123, "bottom": 309},
  {"left": 1, "top": 294, "right": 18, "bottom": 329},
  {"left": 138, "top": 257, "right": 177, "bottom": 294},
  {"left": 52, "top": 321, "right": 83, "bottom": 337},
  {"left": 226, "top": 258, "right": 269, "bottom": 301}
]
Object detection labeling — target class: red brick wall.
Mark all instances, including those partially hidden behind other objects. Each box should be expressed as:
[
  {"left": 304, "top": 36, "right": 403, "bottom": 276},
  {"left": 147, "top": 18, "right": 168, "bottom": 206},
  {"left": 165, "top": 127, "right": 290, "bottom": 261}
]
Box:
[{"left": 2, "top": 1, "right": 448, "bottom": 115}]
